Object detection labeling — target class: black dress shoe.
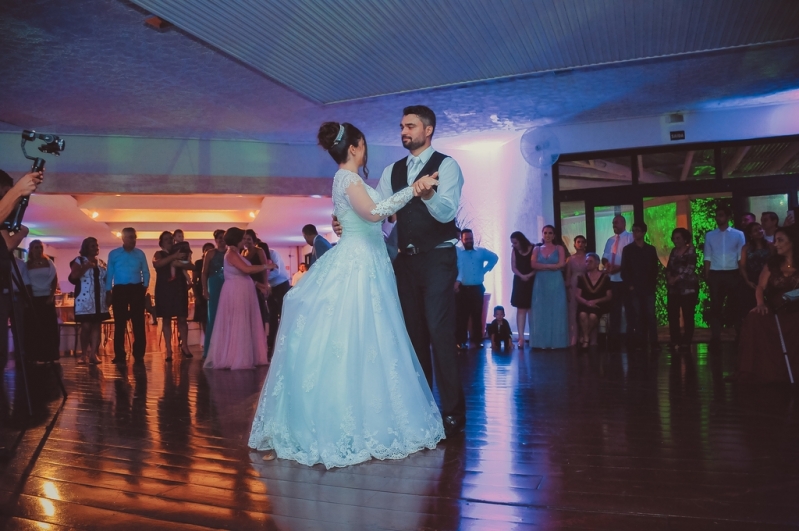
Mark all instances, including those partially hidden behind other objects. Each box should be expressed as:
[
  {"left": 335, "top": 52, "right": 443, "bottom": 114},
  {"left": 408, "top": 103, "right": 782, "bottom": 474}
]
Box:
[
  {"left": 111, "top": 358, "right": 125, "bottom": 364},
  {"left": 442, "top": 415, "right": 465, "bottom": 438}
]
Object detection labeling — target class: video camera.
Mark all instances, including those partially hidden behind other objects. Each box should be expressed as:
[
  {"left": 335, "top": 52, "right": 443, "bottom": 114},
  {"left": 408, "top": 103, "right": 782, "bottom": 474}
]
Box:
[{"left": 2, "top": 130, "right": 65, "bottom": 232}]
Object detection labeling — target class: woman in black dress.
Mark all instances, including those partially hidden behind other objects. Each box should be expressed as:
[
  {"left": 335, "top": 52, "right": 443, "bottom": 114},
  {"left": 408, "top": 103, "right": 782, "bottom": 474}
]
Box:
[
  {"left": 575, "top": 253, "right": 612, "bottom": 349},
  {"left": 738, "top": 222, "right": 773, "bottom": 316},
  {"left": 242, "top": 229, "right": 270, "bottom": 340},
  {"left": 665, "top": 228, "right": 700, "bottom": 349},
  {"left": 192, "top": 242, "right": 214, "bottom": 333},
  {"left": 510, "top": 231, "right": 534, "bottom": 348},
  {"left": 153, "top": 231, "right": 193, "bottom": 361}
]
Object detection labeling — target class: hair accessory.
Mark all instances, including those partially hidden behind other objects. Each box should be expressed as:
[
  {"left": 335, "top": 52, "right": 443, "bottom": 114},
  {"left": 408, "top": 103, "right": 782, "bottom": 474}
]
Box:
[{"left": 332, "top": 124, "right": 345, "bottom": 146}]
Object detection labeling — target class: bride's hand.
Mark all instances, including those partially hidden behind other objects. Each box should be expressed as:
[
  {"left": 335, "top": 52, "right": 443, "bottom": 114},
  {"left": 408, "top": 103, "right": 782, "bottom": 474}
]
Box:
[{"left": 413, "top": 172, "right": 439, "bottom": 198}]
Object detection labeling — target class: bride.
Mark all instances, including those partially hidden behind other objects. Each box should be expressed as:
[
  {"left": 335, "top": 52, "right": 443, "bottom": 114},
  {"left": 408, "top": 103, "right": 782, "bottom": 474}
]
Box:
[{"left": 248, "top": 122, "right": 445, "bottom": 468}]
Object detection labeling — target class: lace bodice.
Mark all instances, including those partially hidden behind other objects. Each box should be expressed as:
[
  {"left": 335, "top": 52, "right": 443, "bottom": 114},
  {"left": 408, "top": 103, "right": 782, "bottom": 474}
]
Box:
[{"left": 332, "top": 170, "right": 413, "bottom": 234}]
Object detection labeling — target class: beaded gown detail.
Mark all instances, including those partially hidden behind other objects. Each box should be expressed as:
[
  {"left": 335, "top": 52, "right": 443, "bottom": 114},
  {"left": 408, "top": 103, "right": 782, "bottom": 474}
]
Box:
[{"left": 249, "top": 170, "right": 444, "bottom": 469}]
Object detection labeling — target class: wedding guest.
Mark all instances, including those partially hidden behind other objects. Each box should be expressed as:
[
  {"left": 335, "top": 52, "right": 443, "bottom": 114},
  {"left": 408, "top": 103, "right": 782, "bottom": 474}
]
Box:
[
  {"left": 204, "top": 227, "right": 269, "bottom": 370},
  {"left": 761, "top": 211, "right": 780, "bottom": 243},
  {"left": 739, "top": 222, "right": 773, "bottom": 316},
  {"left": 24, "top": 240, "right": 59, "bottom": 362},
  {"left": 509, "top": 231, "right": 534, "bottom": 348},
  {"left": 621, "top": 222, "right": 660, "bottom": 350},
  {"left": 565, "top": 235, "right": 588, "bottom": 346},
  {"left": 69, "top": 237, "right": 110, "bottom": 364},
  {"left": 530, "top": 225, "right": 568, "bottom": 349},
  {"left": 202, "top": 229, "right": 226, "bottom": 358},
  {"left": 243, "top": 229, "right": 270, "bottom": 338},
  {"left": 192, "top": 243, "right": 214, "bottom": 334},
  {"left": 665, "top": 228, "right": 699, "bottom": 349},
  {"left": 704, "top": 206, "right": 746, "bottom": 342},
  {"left": 602, "top": 215, "right": 634, "bottom": 348},
  {"left": 303, "top": 224, "right": 332, "bottom": 267},
  {"left": 455, "top": 228, "right": 498, "bottom": 348},
  {"left": 487, "top": 306, "right": 512, "bottom": 352},
  {"left": 106, "top": 227, "right": 149, "bottom": 364},
  {"left": 739, "top": 212, "right": 756, "bottom": 230},
  {"left": 292, "top": 263, "right": 308, "bottom": 286},
  {"left": 736, "top": 227, "right": 799, "bottom": 383},
  {"left": 575, "top": 253, "right": 612, "bottom": 349},
  {"left": 265, "top": 245, "right": 291, "bottom": 351},
  {"left": 171, "top": 228, "right": 192, "bottom": 283},
  {"left": 153, "top": 231, "right": 193, "bottom": 361}
]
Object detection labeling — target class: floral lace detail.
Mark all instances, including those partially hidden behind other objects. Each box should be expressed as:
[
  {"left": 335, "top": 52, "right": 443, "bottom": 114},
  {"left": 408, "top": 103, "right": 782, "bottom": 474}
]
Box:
[
  {"left": 302, "top": 370, "right": 318, "bottom": 392},
  {"left": 295, "top": 314, "right": 306, "bottom": 335},
  {"left": 271, "top": 374, "right": 283, "bottom": 397},
  {"left": 332, "top": 169, "right": 413, "bottom": 219}
]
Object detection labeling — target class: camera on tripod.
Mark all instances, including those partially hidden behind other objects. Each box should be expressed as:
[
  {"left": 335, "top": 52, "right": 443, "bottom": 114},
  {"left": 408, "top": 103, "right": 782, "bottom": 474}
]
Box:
[{"left": 2, "top": 130, "right": 65, "bottom": 232}]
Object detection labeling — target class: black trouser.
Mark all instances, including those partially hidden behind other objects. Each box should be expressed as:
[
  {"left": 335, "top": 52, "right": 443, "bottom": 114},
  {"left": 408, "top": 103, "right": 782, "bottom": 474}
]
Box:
[
  {"left": 668, "top": 291, "right": 698, "bottom": 345},
  {"left": 456, "top": 284, "right": 485, "bottom": 345},
  {"left": 628, "top": 289, "right": 658, "bottom": 347},
  {"left": 608, "top": 281, "right": 631, "bottom": 341},
  {"left": 394, "top": 247, "right": 465, "bottom": 419},
  {"left": 112, "top": 284, "right": 146, "bottom": 360},
  {"left": 266, "top": 280, "right": 291, "bottom": 349},
  {"left": 707, "top": 270, "right": 741, "bottom": 340}
]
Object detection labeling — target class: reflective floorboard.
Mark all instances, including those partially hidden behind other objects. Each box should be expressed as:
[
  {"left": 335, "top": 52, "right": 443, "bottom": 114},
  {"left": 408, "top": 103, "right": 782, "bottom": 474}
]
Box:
[{"left": 2, "top": 332, "right": 799, "bottom": 530}]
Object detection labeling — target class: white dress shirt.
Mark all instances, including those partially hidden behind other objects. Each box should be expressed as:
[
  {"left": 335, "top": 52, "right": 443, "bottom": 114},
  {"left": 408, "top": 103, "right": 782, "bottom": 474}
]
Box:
[
  {"left": 602, "top": 231, "right": 634, "bottom": 282},
  {"left": 376, "top": 145, "right": 464, "bottom": 225},
  {"left": 704, "top": 227, "right": 745, "bottom": 271},
  {"left": 267, "top": 249, "right": 290, "bottom": 286}
]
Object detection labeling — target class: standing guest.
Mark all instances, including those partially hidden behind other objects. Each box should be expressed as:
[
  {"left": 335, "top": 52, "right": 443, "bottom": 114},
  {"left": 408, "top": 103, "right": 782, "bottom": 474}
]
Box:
[
  {"left": 192, "top": 243, "right": 214, "bottom": 334},
  {"left": 202, "top": 229, "right": 226, "bottom": 359},
  {"left": 243, "top": 229, "right": 270, "bottom": 338},
  {"left": 738, "top": 222, "right": 773, "bottom": 316},
  {"left": 455, "top": 228, "right": 498, "bottom": 349},
  {"left": 24, "top": 240, "right": 59, "bottom": 363},
  {"left": 153, "top": 231, "right": 193, "bottom": 361},
  {"left": 204, "top": 227, "right": 269, "bottom": 370},
  {"left": 565, "top": 235, "right": 588, "bottom": 346},
  {"left": 621, "top": 222, "right": 660, "bottom": 350},
  {"left": 736, "top": 227, "right": 799, "bottom": 383},
  {"left": 761, "top": 211, "right": 780, "bottom": 243},
  {"left": 665, "top": 228, "right": 699, "bottom": 349},
  {"left": 739, "top": 212, "right": 756, "bottom": 231},
  {"left": 291, "top": 263, "right": 308, "bottom": 286},
  {"left": 601, "top": 215, "right": 634, "bottom": 347},
  {"left": 302, "top": 224, "right": 333, "bottom": 267},
  {"left": 265, "top": 245, "right": 291, "bottom": 351},
  {"left": 704, "top": 206, "right": 746, "bottom": 342},
  {"left": 69, "top": 237, "right": 110, "bottom": 365},
  {"left": 509, "top": 231, "right": 534, "bottom": 348},
  {"left": 575, "top": 253, "right": 612, "bottom": 349},
  {"left": 530, "top": 225, "right": 569, "bottom": 349},
  {"left": 487, "top": 306, "right": 512, "bottom": 352},
  {"left": 171, "top": 229, "right": 192, "bottom": 283},
  {"left": 106, "top": 227, "right": 150, "bottom": 364}
]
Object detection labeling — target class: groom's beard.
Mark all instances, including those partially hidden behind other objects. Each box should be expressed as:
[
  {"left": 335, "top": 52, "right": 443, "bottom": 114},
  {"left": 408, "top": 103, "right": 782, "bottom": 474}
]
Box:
[{"left": 402, "top": 136, "right": 425, "bottom": 152}]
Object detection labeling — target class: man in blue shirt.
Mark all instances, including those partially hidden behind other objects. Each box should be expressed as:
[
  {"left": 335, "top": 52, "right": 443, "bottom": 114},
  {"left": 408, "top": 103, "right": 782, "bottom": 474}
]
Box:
[
  {"left": 455, "top": 229, "right": 499, "bottom": 349},
  {"left": 106, "top": 227, "right": 150, "bottom": 364},
  {"left": 302, "top": 224, "right": 332, "bottom": 267}
]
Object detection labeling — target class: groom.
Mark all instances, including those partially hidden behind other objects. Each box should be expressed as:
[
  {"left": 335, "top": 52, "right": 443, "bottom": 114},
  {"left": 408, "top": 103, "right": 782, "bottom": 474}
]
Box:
[{"left": 377, "top": 105, "right": 466, "bottom": 437}]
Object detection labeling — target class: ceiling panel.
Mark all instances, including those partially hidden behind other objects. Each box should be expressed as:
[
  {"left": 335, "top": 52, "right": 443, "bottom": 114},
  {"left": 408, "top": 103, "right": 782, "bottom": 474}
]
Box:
[{"left": 130, "top": 0, "right": 799, "bottom": 102}]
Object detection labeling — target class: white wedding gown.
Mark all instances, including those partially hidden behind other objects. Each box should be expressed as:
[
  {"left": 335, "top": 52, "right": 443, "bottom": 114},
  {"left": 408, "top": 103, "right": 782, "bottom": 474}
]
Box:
[{"left": 248, "top": 169, "right": 445, "bottom": 468}]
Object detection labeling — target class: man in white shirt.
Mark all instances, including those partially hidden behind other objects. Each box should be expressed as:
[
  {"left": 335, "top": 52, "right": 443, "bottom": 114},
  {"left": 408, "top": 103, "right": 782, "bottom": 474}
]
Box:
[
  {"left": 601, "top": 215, "right": 634, "bottom": 347},
  {"left": 291, "top": 263, "right": 307, "bottom": 286},
  {"left": 704, "top": 205, "right": 746, "bottom": 342},
  {"left": 455, "top": 229, "right": 499, "bottom": 349},
  {"left": 761, "top": 211, "right": 779, "bottom": 243}
]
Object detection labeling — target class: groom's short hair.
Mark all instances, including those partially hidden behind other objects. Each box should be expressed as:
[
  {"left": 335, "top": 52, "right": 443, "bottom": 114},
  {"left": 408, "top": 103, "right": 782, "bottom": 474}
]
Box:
[{"left": 403, "top": 105, "right": 436, "bottom": 137}]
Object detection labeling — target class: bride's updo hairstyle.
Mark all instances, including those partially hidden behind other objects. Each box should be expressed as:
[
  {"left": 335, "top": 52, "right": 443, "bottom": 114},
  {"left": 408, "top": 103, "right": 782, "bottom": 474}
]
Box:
[{"left": 317, "top": 121, "right": 369, "bottom": 178}]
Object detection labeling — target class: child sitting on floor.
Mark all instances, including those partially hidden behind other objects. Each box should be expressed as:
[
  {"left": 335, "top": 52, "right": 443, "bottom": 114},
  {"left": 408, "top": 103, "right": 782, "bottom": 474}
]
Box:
[{"left": 487, "top": 305, "right": 513, "bottom": 352}]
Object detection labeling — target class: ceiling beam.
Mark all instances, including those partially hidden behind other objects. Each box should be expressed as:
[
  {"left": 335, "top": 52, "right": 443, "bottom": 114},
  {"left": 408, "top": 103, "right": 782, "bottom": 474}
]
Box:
[
  {"left": 722, "top": 146, "right": 751, "bottom": 178},
  {"left": 11, "top": 173, "right": 333, "bottom": 197},
  {"left": 764, "top": 141, "right": 799, "bottom": 173}
]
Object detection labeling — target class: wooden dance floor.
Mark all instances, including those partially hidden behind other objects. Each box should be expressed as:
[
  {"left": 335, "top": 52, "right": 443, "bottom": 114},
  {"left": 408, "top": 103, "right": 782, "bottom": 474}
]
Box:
[{"left": 2, "top": 333, "right": 799, "bottom": 530}]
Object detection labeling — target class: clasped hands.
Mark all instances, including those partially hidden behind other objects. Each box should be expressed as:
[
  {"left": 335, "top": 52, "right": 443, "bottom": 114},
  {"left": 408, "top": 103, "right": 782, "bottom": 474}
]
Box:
[{"left": 412, "top": 172, "right": 439, "bottom": 200}]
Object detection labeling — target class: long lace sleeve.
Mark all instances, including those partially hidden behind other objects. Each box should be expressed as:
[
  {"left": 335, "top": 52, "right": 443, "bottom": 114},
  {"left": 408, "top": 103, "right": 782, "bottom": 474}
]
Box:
[{"left": 370, "top": 186, "right": 413, "bottom": 217}]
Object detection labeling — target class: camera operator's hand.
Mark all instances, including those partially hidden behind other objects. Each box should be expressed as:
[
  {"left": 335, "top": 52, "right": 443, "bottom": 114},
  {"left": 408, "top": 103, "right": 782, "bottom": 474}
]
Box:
[{"left": 14, "top": 171, "right": 43, "bottom": 198}]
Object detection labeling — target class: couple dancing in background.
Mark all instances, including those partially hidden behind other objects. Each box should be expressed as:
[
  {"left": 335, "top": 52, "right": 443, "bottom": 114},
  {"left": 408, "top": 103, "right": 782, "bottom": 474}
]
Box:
[{"left": 249, "top": 106, "right": 467, "bottom": 468}]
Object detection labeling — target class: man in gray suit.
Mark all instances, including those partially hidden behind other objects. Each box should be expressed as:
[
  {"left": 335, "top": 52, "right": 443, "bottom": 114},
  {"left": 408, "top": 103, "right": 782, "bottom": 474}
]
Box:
[{"left": 302, "top": 224, "right": 332, "bottom": 267}]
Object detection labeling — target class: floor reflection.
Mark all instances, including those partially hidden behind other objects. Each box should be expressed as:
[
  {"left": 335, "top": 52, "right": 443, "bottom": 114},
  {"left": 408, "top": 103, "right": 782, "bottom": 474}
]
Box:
[{"left": 1, "top": 334, "right": 798, "bottom": 529}]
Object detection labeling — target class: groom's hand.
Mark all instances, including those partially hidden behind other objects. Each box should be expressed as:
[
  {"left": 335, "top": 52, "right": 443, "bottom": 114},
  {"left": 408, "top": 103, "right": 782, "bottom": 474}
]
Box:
[
  {"left": 332, "top": 215, "right": 343, "bottom": 237},
  {"left": 414, "top": 172, "right": 439, "bottom": 200}
]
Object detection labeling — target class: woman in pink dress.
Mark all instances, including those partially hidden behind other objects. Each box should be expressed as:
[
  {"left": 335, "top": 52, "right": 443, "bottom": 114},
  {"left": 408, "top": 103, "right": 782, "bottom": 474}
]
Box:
[{"left": 204, "top": 227, "right": 270, "bottom": 370}]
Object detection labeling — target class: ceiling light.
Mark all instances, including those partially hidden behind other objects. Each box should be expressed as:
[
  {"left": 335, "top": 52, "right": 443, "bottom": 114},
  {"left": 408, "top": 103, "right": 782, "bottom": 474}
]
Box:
[
  {"left": 91, "top": 211, "right": 99, "bottom": 219},
  {"left": 115, "top": 232, "right": 122, "bottom": 238},
  {"left": 310, "top": 195, "right": 323, "bottom": 199},
  {"left": 249, "top": 211, "right": 256, "bottom": 218}
]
